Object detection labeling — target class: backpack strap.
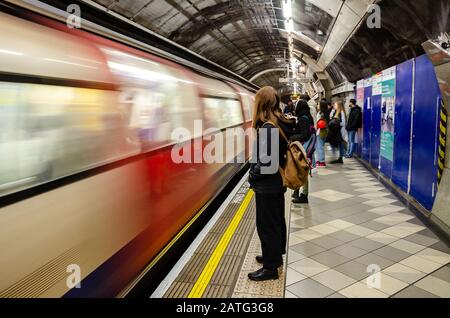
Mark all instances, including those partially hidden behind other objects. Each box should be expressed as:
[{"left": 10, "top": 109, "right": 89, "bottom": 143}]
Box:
[{"left": 262, "top": 121, "right": 289, "bottom": 143}]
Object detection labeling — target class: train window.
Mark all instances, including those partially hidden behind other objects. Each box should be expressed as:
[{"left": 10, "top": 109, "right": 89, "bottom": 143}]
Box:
[
  {"left": 102, "top": 47, "right": 202, "bottom": 147},
  {"left": 202, "top": 97, "right": 244, "bottom": 131},
  {"left": 241, "top": 94, "right": 253, "bottom": 121},
  {"left": 0, "top": 82, "right": 139, "bottom": 197}
]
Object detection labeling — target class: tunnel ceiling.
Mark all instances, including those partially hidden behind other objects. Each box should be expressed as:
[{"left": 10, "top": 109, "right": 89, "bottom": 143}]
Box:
[
  {"left": 88, "top": 0, "right": 449, "bottom": 89},
  {"left": 329, "top": 0, "right": 450, "bottom": 83},
  {"left": 89, "top": 0, "right": 332, "bottom": 88}
]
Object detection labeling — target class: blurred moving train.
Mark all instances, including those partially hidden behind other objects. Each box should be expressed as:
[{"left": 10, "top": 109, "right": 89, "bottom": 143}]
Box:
[{"left": 0, "top": 5, "right": 255, "bottom": 297}]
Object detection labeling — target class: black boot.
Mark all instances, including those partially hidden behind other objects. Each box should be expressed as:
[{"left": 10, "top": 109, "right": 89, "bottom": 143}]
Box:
[
  {"left": 292, "top": 193, "right": 308, "bottom": 204},
  {"left": 330, "top": 157, "right": 344, "bottom": 164},
  {"left": 248, "top": 268, "right": 279, "bottom": 281},
  {"left": 291, "top": 189, "right": 300, "bottom": 199}
]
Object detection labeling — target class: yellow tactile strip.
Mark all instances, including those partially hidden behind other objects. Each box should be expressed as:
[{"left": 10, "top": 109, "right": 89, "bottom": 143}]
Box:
[{"left": 163, "top": 182, "right": 257, "bottom": 298}]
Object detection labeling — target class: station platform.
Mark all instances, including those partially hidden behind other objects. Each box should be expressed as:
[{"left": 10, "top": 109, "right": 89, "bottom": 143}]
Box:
[{"left": 153, "top": 158, "right": 450, "bottom": 299}]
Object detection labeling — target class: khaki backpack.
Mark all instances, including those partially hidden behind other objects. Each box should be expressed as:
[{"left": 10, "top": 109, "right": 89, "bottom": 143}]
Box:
[{"left": 265, "top": 121, "right": 311, "bottom": 190}]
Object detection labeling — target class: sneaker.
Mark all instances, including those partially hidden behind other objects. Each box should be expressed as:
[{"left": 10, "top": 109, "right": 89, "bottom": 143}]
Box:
[
  {"left": 330, "top": 157, "right": 344, "bottom": 164},
  {"left": 317, "top": 161, "right": 327, "bottom": 167},
  {"left": 292, "top": 193, "right": 308, "bottom": 204}
]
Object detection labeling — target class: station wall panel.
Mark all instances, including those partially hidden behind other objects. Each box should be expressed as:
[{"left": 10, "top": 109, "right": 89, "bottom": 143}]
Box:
[
  {"left": 362, "top": 85, "right": 372, "bottom": 162},
  {"left": 358, "top": 54, "right": 441, "bottom": 211},
  {"left": 410, "top": 54, "right": 441, "bottom": 210},
  {"left": 370, "top": 95, "right": 382, "bottom": 169},
  {"left": 392, "top": 59, "right": 414, "bottom": 193}
]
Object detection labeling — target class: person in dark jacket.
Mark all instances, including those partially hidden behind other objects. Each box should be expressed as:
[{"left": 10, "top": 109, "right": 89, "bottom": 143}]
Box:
[
  {"left": 345, "top": 99, "right": 362, "bottom": 158},
  {"left": 248, "top": 86, "right": 294, "bottom": 282},
  {"left": 283, "top": 99, "right": 295, "bottom": 115},
  {"left": 291, "top": 99, "right": 315, "bottom": 204}
]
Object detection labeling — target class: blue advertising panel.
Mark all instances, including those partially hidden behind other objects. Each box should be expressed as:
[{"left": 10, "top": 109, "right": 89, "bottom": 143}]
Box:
[
  {"left": 370, "top": 72, "right": 383, "bottom": 169},
  {"left": 362, "top": 79, "right": 372, "bottom": 162},
  {"left": 392, "top": 59, "right": 414, "bottom": 192},
  {"left": 410, "top": 54, "right": 441, "bottom": 210}
]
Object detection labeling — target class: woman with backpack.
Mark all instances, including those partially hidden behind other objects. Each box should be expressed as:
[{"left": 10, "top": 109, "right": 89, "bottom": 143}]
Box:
[
  {"left": 316, "top": 100, "right": 330, "bottom": 167},
  {"left": 248, "top": 86, "right": 295, "bottom": 281},
  {"left": 291, "top": 100, "right": 315, "bottom": 204}
]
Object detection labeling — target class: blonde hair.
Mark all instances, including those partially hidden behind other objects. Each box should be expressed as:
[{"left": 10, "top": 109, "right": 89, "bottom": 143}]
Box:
[
  {"left": 334, "top": 100, "right": 346, "bottom": 119},
  {"left": 252, "top": 86, "right": 279, "bottom": 129}
]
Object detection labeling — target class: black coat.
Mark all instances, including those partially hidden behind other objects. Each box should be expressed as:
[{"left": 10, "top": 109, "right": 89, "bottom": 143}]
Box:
[
  {"left": 346, "top": 106, "right": 362, "bottom": 131},
  {"left": 249, "top": 119, "right": 295, "bottom": 193},
  {"left": 327, "top": 117, "right": 343, "bottom": 147},
  {"left": 291, "top": 108, "right": 314, "bottom": 143}
]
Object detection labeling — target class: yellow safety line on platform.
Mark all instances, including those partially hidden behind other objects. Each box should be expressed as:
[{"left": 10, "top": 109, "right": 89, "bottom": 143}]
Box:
[{"left": 188, "top": 190, "right": 254, "bottom": 298}]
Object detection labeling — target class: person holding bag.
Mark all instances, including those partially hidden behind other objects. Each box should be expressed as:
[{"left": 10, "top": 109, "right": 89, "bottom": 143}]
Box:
[
  {"left": 291, "top": 100, "right": 316, "bottom": 204},
  {"left": 248, "top": 87, "right": 294, "bottom": 281},
  {"left": 316, "top": 100, "right": 330, "bottom": 167},
  {"left": 329, "top": 101, "right": 348, "bottom": 164}
]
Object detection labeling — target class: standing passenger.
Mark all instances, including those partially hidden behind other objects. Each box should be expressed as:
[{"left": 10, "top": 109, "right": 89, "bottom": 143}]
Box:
[
  {"left": 345, "top": 99, "right": 362, "bottom": 158},
  {"left": 291, "top": 100, "right": 315, "bottom": 204},
  {"left": 316, "top": 101, "right": 329, "bottom": 167},
  {"left": 248, "top": 87, "right": 293, "bottom": 281},
  {"left": 300, "top": 94, "right": 318, "bottom": 129},
  {"left": 329, "top": 101, "right": 348, "bottom": 164},
  {"left": 283, "top": 99, "right": 295, "bottom": 115}
]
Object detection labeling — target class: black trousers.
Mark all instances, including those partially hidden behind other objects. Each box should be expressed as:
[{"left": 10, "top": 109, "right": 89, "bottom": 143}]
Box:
[{"left": 255, "top": 192, "right": 286, "bottom": 270}]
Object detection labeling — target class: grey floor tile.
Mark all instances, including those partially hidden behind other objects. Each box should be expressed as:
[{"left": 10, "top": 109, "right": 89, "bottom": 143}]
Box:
[
  {"left": 414, "top": 275, "right": 450, "bottom": 297},
  {"left": 405, "top": 217, "right": 425, "bottom": 225},
  {"left": 292, "top": 218, "right": 316, "bottom": 228},
  {"left": 328, "top": 230, "right": 361, "bottom": 243},
  {"left": 372, "top": 245, "right": 411, "bottom": 262},
  {"left": 286, "top": 278, "right": 335, "bottom": 298},
  {"left": 404, "top": 233, "right": 439, "bottom": 247},
  {"left": 311, "top": 269, "right": 356, "bottom": 291},
  {"left": 310, "top": 250, "right": 351, "bottom": 268},
  {"left": 330, "top": 244, "right": 368, "bottom": 259},
  {"left": 348, "top": 237, "right": 385, "bottom": 252},
  {"left": 354, "top": 253, "right": 395, "bottom": 269},
  {"left": 309, "top": 236, "right": 346, "bottom": 250},
  {"left": 417, "top": 228, "right": 440, "bottom": 239},
  {"left": 319, "top": 199, "right": 363, "bottom": 211},
  {"left": 334, "top": 261, "right": 371, "bottom": 280},
  {"left": 392, "top": 285, "right": 439, "bottom": 298},
  {"left": 430, "top": 265, "right": 450, "bottom": 283},
  {"left": 311, "top": 214, "right": 338, "bottom": 223},
  {"left": 360, "top": 220, "right": 391, "bottom": 231},
  {"left": 396, "top": 209, "right": 416, "bottom": 216},
  {"left": 290, "top": 242, "right": 326, "bottom": 257},
  {"left": 342, "top": 214, "right": 375, "bottom": 225},
  {"left": 326, "top": 206, "right": 362, "bottom": 218},
  {"left": 429, "top": 241, "right": 450, "bottom": 254}
]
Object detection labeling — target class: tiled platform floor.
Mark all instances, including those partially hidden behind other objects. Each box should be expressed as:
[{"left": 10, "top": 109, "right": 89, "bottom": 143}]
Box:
[{"left": 285, "top": 158, "right": 450, "bottom": 298}]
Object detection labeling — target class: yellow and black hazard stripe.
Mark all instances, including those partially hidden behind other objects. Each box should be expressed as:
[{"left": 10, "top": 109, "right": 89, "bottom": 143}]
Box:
[{"left": 438, "top": 100, "right": 447, "bottom": 185}]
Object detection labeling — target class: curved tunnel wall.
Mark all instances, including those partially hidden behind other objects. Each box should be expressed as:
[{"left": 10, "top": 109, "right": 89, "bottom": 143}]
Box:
[{"left": 355, "top": 53, "right": 447, "bottom": 234}]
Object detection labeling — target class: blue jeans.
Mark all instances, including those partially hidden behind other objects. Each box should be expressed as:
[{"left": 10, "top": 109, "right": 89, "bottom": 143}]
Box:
[
  {"left": 332, "top": 143, "right": 345, "bottom": 158},
  {"left": 347, "top": 130, "right": 357, "bottom": 157},
  {"left": 316, "top": 136, "right": 326, "bottom": 162}
]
